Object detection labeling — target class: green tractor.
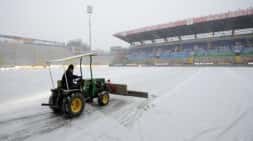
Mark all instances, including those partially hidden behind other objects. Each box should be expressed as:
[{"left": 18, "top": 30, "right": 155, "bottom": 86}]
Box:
[{"left": 42, "top": 52, "right": 148, "bottom": 118}]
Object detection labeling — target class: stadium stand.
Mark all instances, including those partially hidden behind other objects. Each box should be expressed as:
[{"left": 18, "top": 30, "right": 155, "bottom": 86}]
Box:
[{"left": 114, "top": 8, "right": 253, "bottom": 65}]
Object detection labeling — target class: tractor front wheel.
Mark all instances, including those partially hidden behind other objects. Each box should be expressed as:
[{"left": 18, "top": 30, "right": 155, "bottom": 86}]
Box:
[
  {"left": 98, "top": 91, "right": 110, "bottom": 106},
  {"left": 62, "top": 93, "right": 85, "bottom": 118}
]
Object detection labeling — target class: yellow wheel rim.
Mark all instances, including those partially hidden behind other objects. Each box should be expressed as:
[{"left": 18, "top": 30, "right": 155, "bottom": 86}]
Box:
[
  {"left": 102, "top": 95, "right": 109, "bottom": 104},
  {"left": 71, "top": 98, "right": 82, "bottom": 113}
]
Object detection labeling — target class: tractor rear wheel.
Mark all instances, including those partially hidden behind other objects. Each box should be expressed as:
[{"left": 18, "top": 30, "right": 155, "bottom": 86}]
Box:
[
  {"left": 49, "top": 95, "right": 62, "bottom": 114},
  {"left": 62, "top": 93, "right": 85, "bottom": 118},
  {"left": 98, "top": 91, "right": 110, "bottom": 106}
]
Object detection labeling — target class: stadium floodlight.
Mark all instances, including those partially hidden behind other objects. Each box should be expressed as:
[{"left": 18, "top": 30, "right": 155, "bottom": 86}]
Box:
[
  {"left": 87, "top": 5, "right": 93, "bottom": 51},
  {"left": 87, "top": 5, "right": 93, "bottom": 14}
]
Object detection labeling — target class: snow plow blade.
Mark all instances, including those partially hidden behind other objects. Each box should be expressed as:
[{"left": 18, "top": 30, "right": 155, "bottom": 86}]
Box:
[
  {"left": 125, "top": 90, "right": 148, "bottom": 98},
  {"left": 106, "top": 83, "right": 148, "bottom": 98}
]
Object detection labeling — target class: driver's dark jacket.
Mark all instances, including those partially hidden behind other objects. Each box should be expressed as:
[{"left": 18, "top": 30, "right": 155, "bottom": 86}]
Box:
[{"left": 61, "top": 69, "right": 79, "bottom": 89}]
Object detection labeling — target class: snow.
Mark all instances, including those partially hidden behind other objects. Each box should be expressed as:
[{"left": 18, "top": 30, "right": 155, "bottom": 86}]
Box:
[{"left": 0, "top": 66, "right": 253, "bottom": 141}]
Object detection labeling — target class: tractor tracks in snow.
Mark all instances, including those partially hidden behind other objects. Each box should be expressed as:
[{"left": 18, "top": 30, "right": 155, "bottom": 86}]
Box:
[
  {"left": 111, "top": 68, "right": 203, "bottom": 128},
  {"left": 187, "top": 110, "right": 250, "bottom": 141},
  {"left": 0, "top": 87, "right": 160, "bottom": 141},
  {"left": 0, "top": 107, "right": 98, "bottom": 141},
  {"left": 215, "top": 110, "right": 249, "bottom": 140},
  {"left": 94, "top": 96, "right": 152, "bottom": 128},
  {"left": 187, "top": 127, "right": 221, "bottom": 141},
  {"left": 0, "top": 97, "right": 150, "bottom": 141},
  {"left": 112, "top": 97, "right": 154, "bottom": 128},
  {"left": 116, "top": 101, "right": 147, "bottom": 127},
  {"left": 0, "top": 112, "right": 49, "bottom": 125},
  {"left": 0, "top": 112, "right": 68, "bottom": 141}
]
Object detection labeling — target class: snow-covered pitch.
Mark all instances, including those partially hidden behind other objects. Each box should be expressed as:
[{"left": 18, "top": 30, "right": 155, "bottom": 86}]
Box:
[{"left": 0, "top": 67, "right": 253, "bottom": 141}]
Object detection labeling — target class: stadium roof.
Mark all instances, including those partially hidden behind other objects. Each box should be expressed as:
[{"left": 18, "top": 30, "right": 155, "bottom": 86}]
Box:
[
  {"left": 0, "top": 34, "right": 65, "bottom": 46},
  {"left": 114, "top": 8, "right": 253, "bottom": 43},
  {"left": 128, "top": 34, "right": 253, "bottom": 49}
]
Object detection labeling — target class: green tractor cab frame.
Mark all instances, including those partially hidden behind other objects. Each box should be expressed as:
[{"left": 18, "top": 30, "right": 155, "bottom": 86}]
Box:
[{"left": 42, "top": 52, "right": 148, "bottom": 118}]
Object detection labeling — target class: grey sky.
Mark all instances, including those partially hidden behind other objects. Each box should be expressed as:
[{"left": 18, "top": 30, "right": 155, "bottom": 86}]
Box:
[{"left": 0, "top": 0, "right": 252, "bottom": 50}]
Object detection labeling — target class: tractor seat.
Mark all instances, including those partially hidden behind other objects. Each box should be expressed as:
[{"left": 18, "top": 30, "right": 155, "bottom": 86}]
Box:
[
  {"left": 51, "top": 88, "right": 80, "bottom": 93},
  {"left": 62, "top": 89, "right": 81, "bottom": 94},
  {"left": 50, "top": 88, "right": 59, "bottom": 94}
]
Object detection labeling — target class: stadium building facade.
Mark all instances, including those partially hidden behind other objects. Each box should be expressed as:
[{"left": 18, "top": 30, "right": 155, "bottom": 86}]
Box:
[
  {"left": 0, "top": 35, "right": 112, "bottom": 66},
  {"left": 0, "top": 35, "right": 71, "bottom": 66},
  {"left": 114, "top": 8, "right": 253, "bottom": 65}
]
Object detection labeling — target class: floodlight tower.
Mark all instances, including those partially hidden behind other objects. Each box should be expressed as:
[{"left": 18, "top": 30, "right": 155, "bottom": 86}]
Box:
[{"left": 87, "top": 5, "right": 93, "bottom": 51}]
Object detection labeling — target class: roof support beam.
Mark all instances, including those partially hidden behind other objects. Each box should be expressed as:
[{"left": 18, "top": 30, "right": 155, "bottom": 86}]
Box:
[
  {"left": 140, "top": 41, "right": 144, "bottom": 45},
  {"left": 178, "top": 36, "right": 182, "bottom": 41},
  {"left": 164, "top": 38, "right": 168, "bottom": 42}
]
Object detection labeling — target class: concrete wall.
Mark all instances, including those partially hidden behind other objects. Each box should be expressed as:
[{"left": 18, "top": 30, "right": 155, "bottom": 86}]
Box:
[
  {"left": 0, "top": 42, "right": 72, "bottom": 66},
  {"left": 0, "top": 42, "right": 113, "bottom": 66}
]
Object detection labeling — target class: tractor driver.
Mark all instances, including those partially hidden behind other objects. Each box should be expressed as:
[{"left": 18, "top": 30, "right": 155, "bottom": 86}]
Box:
[{"left": 62, "top": 64, "right": 81, "bottom": 89}]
